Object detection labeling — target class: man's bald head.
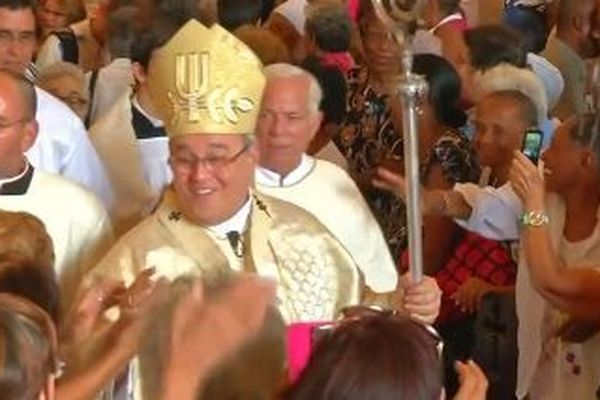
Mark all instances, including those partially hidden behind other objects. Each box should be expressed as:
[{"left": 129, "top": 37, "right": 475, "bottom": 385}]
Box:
[
  {"left": 0, "top": 69, "right": 36, "bottom": 119},
  {"left": 0, "top": 68, "right": 38, "bottom": 178}
]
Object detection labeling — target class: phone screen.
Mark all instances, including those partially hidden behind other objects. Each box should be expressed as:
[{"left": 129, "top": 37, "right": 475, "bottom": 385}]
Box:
[{"left": 522, "top": 129, "right": 544, "bottom": 165}]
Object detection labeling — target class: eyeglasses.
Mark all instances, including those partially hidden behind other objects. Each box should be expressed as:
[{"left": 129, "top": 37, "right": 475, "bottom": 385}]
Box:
[{"left": 169, "top": 143, "right": 250, "bottom": 174}]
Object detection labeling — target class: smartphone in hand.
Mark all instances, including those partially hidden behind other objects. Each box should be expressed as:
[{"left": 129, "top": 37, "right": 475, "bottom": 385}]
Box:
[{"left": 521, "top": 128, "right": 544, "bottom": 165}]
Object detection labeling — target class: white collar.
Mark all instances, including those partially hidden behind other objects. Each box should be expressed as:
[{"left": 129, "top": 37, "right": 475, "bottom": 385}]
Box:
[
  {"left": 255, "top": 154, "right": 315, "bottom": 187},
  {"left": 0, "top": 161, "right": 30, "bottom": 188},
  {"left": 207, "top": 195, "right": 252, "bottom": 239},
  {"left": 132, "top": 95, "right": 164, "bottom": 128},
  {"left": 108, "top": 58, "right": 132, "bottom": 69},
  {"left": 429, "top": 12, "right": 464, "bottom": 33}
]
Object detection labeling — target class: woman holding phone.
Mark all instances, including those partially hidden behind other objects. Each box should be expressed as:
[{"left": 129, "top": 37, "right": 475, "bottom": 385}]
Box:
[{"left": 374, "top": 113, "right": 600, "bottom": 399}]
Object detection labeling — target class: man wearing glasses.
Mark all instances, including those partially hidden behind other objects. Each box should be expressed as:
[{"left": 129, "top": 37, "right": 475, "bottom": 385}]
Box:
[
  {"left": 90, "top": 20, "right": 441, "bottom": 399},
  {"left": 0, "top": 68, "right": 113, "bottom": 310},
  {"left": 0, "top": 0, "right": 114, "bottom": 208}
]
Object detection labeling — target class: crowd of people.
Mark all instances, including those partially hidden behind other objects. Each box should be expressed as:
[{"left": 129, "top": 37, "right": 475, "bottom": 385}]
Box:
[{"left": 0, "top": 0, "right": 598, "bottom": 398}]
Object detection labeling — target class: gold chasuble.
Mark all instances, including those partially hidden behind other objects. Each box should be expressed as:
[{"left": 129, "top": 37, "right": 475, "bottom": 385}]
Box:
[
  {"left": 94, "top": 189, "right": 362, "bottom": 322},
  {"left": 92, "top": 189, "right": 362, "bottom": 399}
]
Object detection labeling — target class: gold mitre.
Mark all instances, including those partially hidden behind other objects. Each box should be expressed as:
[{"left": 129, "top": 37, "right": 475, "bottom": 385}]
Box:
[{"left": 147, "top": 19, "right": 265, "bottom": 137}]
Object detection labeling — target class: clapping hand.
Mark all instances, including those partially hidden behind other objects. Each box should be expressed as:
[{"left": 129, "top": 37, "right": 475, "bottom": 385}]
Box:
[{"left": 453, "top": 360, "right": 488, "bottom": 400}]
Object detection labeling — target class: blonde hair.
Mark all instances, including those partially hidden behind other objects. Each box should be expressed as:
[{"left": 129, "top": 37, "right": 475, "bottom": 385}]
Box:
[{"left": 0, "top": 211, "right": 54, "bottom": 273}]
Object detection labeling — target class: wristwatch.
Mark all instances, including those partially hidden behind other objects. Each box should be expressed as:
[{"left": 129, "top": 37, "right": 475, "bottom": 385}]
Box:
[{"left": 520, "top": 210, "right": 549, "bottom": 227}]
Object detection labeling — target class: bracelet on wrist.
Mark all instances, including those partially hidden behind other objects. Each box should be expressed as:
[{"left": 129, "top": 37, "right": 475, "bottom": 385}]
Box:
[{"left": 520, "top": 210, "right": 549, "bottom": 227}]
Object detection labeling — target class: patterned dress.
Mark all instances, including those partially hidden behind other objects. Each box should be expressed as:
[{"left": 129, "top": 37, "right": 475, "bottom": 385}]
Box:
[{"left": 335, "top": 66, "right": 480, "bottom": 260}]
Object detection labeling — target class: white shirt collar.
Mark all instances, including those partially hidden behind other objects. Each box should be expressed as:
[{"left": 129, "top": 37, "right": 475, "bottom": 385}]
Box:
[
  {"left": 132, "top": 95, "right": 164, "bottom": 128},
  {"left": 108, "top": 57, "right": 132, "bottom": 69},
  {"left": 0, "top": 161, "right": 30, "bottom": 188},
  {"left": 255, "top": 154, "right": 315, "bottom": 187},
  {"left": 207, "top": 195, "right": 252, "bottom": 239},
  {"left": 429, "top": 12, "right": 464, "bottom": 33}
]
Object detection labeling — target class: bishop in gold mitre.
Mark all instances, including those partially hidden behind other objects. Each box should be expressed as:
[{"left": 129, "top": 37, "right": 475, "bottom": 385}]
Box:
[{"left": 87, "top": 19, "right": 367, "bottom": 400}]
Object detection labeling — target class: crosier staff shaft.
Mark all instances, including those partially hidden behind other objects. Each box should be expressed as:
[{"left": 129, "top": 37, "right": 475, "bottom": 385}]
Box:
[{"left": 371, "top": 0, "right": 427, "bottom": 283}]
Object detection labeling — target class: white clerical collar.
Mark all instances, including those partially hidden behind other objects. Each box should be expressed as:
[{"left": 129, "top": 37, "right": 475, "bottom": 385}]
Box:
[
  {"left": 207, "top": 195, "right": 252, "bottom": 239},
  {"left": 132, "top": 95, "right": 164, "bottom": 128},
  {"left": 255, "top": 154, "right": 315, "bottom": 187},
  {"left": 0, "top": 161, "right": 30, "bottom": 188},
  {"left": 429, "top": 12, "right": 464, "bottom": 33}
]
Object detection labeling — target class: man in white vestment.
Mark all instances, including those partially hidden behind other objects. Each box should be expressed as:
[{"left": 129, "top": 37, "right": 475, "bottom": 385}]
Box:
[
  {"left": 89, "top": 19, "right": 441, "bottom": 400},
  {"left": 0, "top": 69, "right": 113, "bottom": 308},
  {"left": 89, "top": 23, "right": 176, "bottom": 235},
  {"left": 0, "top": 0, "right": 114, "bottom": 207},
  {"left": 255, "top": 63, "right": 432, "bottom": 297}
]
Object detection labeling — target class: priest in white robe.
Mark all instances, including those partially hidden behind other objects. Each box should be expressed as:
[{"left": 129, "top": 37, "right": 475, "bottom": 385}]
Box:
[
  {"left": 0, "top": 0, "right": 114, "bottom": 207},
  {"left": 255, "top": 63, "right": 415, "bottom": 296},
  {"left": 0, "top": 70, "right": 113, "bottom": 309}
]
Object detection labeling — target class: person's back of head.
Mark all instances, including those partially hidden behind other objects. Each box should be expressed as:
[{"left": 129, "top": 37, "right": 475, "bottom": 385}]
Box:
[
  {"left": 437, "top": 0, "right": 461, "bottom": 17},
  {"left": 413, "top": 53, "right": 466, "bottom": 129},
  {"left": 0, "top": 293, "right": 58, "bottom": 400},
  {"left": 130, "top": 18, "right": 179, "bottom": 71},
  {"left": 106, "top": 5, "right": 137, "bottom": 59},
  {"left": 151, "top": 0, "right": 216, "bottom": 30},
  {"left": 301, "top": 56, "right": 347, "bottom": 126},
  {"left": 0, "top": 261, "right": 60, "bottom": 325},
  {"left": 217, "top": 0, "right": 262, "bottom": 31},
  {"left": 283, "top": 312, "right": 442, "bottom": 400},
  {"left": 234, "top": 25, "right": 290, "bottom": 65},
  {"left": 139, "top": 276, "right": 286, "bottom": 400},
  {"left": 464, "top": 24, "right": 527, "bottom": 72},
  {"left": 305, "top": 3, "right": 352, "bottom": 53},
  {"left": 0, "top": 211, "right": 54, "bottom": 274}
]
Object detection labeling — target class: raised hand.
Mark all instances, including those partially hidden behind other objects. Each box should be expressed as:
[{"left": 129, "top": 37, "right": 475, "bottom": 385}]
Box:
[
  {"left": 509, "top": 150, "right": 545, "bottom": 210},
  {"left": 453, "top": 360, "right": 488, "bottom": 400}
]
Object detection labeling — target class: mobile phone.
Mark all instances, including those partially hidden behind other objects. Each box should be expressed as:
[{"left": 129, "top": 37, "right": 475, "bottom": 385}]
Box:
[{"left": 521, "top": 128, "right": 544, "bottom": 165}]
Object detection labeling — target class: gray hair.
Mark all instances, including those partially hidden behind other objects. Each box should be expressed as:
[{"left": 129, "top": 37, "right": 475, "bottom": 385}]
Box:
[
  {"left": 474, "top": 63, "right": 547, "bottom": 125},
  {"left": 263, "top": 63, "right": 323, "bottom": 114},
  {"left": 37, "top": 61, "right": 87, "bottom": 97}
]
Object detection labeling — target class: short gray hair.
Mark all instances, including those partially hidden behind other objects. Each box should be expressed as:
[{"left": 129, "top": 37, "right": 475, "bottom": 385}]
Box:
[
  {"left": 37, "top": 62, "right": 87, "bottom": 98},
  {"left": 474, "top": 63, "right": 547, "bottom": 125},
  {"left": 263, "top": 63, "right": 323, "bottom": 114}
]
